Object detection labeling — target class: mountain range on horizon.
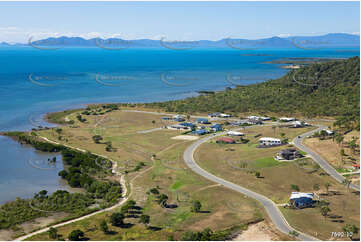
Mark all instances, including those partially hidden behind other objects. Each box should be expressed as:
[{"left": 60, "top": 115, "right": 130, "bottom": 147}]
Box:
[{"left": 1, "top": 33, "right": 360, "bottom": 49}]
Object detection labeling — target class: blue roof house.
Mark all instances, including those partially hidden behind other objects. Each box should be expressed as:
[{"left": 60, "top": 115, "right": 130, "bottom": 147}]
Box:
[
  {"left": 180, "top": 122, "right": 195, "bottom": 128},
  {"left": 174, "top": 118, "right": 185, "bottom": 122},
  {"left": 289, "top": 192, "right": 314, "bottom": 209},
  {"left": 193, "top": 129, "right": 208, "bottom": 135},
  {"left": 211, "top": 124, "right": 222, "bottom": 132},
  {"left": 197, "top": 118, "right": 210, "bottom": 124}
]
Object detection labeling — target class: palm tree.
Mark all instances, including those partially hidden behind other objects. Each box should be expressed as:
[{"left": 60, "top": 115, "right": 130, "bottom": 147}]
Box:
[
  {"left": 320, "top": 206, "right": 331, "bottom": 220},
  {"left": 272, "top": 126, "right": 276, "bottom": 136},
  {"left": 325, "top": 182, "right": 331, "bottom": 194},
  {"left": 342, "top": 178, "right": 352, "bottom": 191}
]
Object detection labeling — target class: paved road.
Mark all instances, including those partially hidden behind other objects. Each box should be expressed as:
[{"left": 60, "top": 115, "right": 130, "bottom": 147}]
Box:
[
  {"left": 292, "top": 125, "right": 360, "bottom": 191},
  {"left": 183, "top": 130, "right": 319, "bottom": 241}
]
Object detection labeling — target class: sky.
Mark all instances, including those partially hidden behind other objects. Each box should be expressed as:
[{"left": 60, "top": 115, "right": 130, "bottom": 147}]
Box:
[{"left": 0, "top": 1, "right": 359, "bottom": 43}]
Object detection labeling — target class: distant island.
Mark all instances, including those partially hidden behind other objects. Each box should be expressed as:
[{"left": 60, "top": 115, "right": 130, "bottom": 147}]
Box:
[{"left": 1, "top": 33, "right": 359, "bottom": 49}]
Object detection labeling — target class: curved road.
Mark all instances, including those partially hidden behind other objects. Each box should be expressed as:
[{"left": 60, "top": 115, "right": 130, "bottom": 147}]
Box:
[
  {"left": 292, "top": 125, "right": 360, "bottom": 191},
  {"left": 183, "top": 130, "right": 319, "bottom": 241}
]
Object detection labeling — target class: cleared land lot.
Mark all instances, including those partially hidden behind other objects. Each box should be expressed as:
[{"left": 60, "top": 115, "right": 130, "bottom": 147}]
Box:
[
  {"left": 303, "top": 130, "right": 360, "bottom": 168},
  {"left": 195, "top": 125, "right": 360, "bottom": 240}
]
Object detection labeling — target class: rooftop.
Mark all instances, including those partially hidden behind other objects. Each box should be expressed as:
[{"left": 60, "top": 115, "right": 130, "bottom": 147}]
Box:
[
  {"left": 290, "top": 192, "right": 314, "bottom": 200},
  {"left": 259, "top": 137, "right": 281, "bottom": 142}
]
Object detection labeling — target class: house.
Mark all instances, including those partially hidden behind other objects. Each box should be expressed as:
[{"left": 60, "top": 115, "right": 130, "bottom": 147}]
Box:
[
  {"left": 280, "top": 117, "right": 296, "bottom": 122},
  {"left": 208, "top": 112, "right": 220, "bottom": 118},
  {"left": 260, "top": 116, "right": 271, "bottom": 121},
  {"left": 193, "top": 129, "right": 208, "bottom": 135},
  {"left": 216, "top": 137, "right": 235, "bottom": 144},
  {"left": 291, "top": 121, "right": 303, "bottom": 128},
  {"left": 352, "top": 164, "right": 360, "bottom": 170},
  {"left": 161, "top": 117, "right": 172, "bottom": 120},
  {"left": 323, "top": 129, "right": 334, "bottom": 135},
  {"left": 180, "top": 122, "right": 195, "bottom": 128},
  {"left": 289, "top": 192, "right": 314, "bottom": 208},
  {"left": 248, "top": 119, "right": 263, "bottom": 125},
  {"left": 247, "top": 115, "right": 260, "bottom": 120},
  {"left": 210, "top": 124, "right": 223, "bottom": 132},
  {"left": 197, "top": 118, "right": 210, "bottom": 124},
  {"left": 219, "top": 113, "right": 231, "bottom": 118},
  {"left": 277, "top": 149, "right": 303, "bottom": 160},
  {"left": 174, "top": 117, "right": 185, "bottom": 122},
  {"left": 173, "top": 114, "right": 183, "bottom": 119},
  {"left": 259, "top": 137, "right": 282, "bottom": 147},
  {"left": 227, "top": 131, "right": 244, "bottom": 136}
]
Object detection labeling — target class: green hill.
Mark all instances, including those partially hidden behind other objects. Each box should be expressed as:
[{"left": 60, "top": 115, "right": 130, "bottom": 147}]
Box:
[{"left": 142, "top": 57, "right": 359, "bottom": 128}]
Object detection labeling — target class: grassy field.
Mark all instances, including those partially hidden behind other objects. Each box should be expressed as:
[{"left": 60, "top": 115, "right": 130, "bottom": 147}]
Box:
[
  {"left": 195, "top": 125, "right": 360, "bottom": 240},
  {"left": 25, "top": 108, "right": 295, "bottom": 241}
]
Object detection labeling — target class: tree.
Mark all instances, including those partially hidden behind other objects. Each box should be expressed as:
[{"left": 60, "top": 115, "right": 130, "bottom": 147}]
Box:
[
  {"left": 99, "top": 219, "right": 109, "bottom": 234},
  {"left": 335, "top": 133, "right": 344, "bottom": 147},
  {"left": 325, "top": 182, "right": 331, "bottom": 194},
  {"left": 191, "top": 200, "right": 202, "bottom": 213},
  {"left": 105, "top": 141, "right": 113, "bottom": 152},
  {"left": 340, "top": 148, "right": 346, "bottom": 165},
  {"left": 48, "top": 227, "right": 58, "bottom": 239},
  {"left": 342, "top": 224, "right": 359, "bottom": 240},
  {"left": 55, "top": 128, "right": 62, "bottom": 134},
  {"left": 68, "top": 229, "right": 84, "bottom": 241},
  {"left": 149, "top": 188, "right": 159, "bottom": 195},
  {"left": 320, "top": 206, "right": 331, "bottom": 220},
  {"left": 342, "top": 178, "right": 352, "bottom": 191},
  {"left": 288, "top": 230, "right": 299, "bottom": 237},
  {"left": 38, "top": 190, "right": 48, "bottom": 199},
  {"left": 139, "top": 214, "right": 150, "bottom": 228},
  {"left": 255, "top": 171, "right": 261, "bottom": 178},
  {"left": 158, "top": 194, "right": 168, "bottom": 205},
  {"left": 92, "top": 135, "right": 103, "bottom": 144},
  {"left": 290, "top": 184, "right": 300, "bottom": 191},
  {"left": 110, "top": 212, "right": 125, "bottom": 227},
  {"left": 152, "top": 120, "right": 156, "bottom": 125},
  {"left": 272, "top": 126, "right": 276, "bottom": 136},
  {"left": 313, "top": 184, "right": 320, "bottom": 192}
]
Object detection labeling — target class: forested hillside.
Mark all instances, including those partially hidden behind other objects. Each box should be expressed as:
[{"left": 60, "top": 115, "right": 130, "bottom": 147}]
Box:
[{"left": 143, "top": 57, "right": 360, "bottom": 128}]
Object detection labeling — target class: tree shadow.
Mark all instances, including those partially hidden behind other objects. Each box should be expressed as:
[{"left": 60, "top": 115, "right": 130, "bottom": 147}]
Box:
[
  {"left": 198, "top": 210, "right": 211, "bottom": 213},
  {"left": 148, "top": 226, "right": 162, "bottom": 231},
  {"left": 164, "top": 204, "right": 178, "bottom": 209},
  {"left": 121, "top": 223, "right": 134, "bottom": 229},
  {"left": 105, "top": 231, "right": 118, "bottom": 235}
]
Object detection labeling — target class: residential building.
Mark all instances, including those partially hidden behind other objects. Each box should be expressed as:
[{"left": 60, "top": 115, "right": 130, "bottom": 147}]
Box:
[
  {"left": 208, "top": 112, "right": 220, "bottom": 117},
  {"left": 276, "top": 149, "right": 303, "bottom": 160},
  {"left": 259, "top": 137, "right": 282, "bottom": 146},
  {"left": 280, "top": 117, "right": 296, "bottom": 122},
  {"left": 197, "top": 118, "right": 210, "bottom": 124},
  {"left": 193, "top": 129, "right": 208, "bottom": 135},
  {"left": 289, "top": 192, "right": 314, "bottom": 208},
  {"left": 227, "top": 131, "right": 244, "bottom": 136},
  {"left": 210, "top": 124, "right": 223, "bottom": 132},
  {"left": 219, "top": 113, "right": 231, "bottom": 118}
]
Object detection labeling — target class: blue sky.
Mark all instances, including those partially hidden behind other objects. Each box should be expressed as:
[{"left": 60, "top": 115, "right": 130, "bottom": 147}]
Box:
[{"left": 0, "top": 1, "right": 359, "bottom": 42}]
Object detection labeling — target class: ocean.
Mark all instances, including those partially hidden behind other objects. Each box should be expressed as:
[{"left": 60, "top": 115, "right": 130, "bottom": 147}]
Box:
[{"left": 0, "top": 46, "right": 359, "bottom": 204}]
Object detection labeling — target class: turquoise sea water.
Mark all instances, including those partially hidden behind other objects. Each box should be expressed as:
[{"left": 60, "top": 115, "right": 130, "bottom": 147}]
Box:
[{"left": 0, "top": 46, "right": 359, "bottom": 203}]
